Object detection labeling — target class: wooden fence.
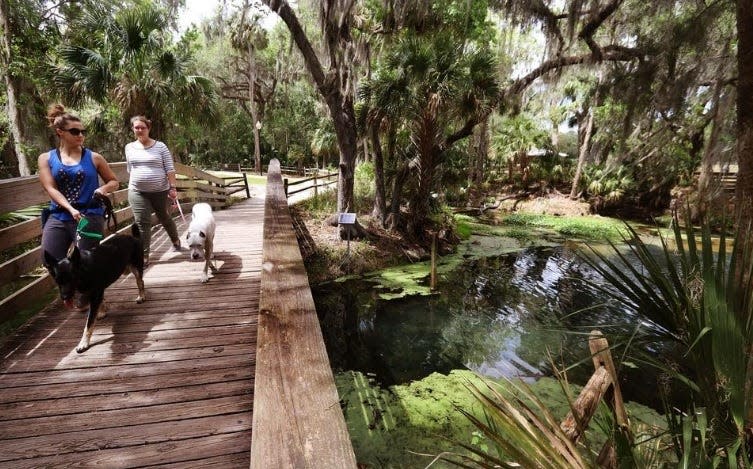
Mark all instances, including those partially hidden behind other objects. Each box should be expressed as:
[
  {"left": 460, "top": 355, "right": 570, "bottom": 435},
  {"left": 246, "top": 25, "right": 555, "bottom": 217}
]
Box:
[
  {"left": 0, "top": 162, "right": 249, "bottom": 322},
  {"left": 284, "top": 171, "right": 338, "bottom": 198}
]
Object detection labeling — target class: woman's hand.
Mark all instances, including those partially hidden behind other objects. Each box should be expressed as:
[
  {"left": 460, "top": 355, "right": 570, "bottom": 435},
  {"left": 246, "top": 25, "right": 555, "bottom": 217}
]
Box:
[
  {"left": 168, "top": 187, "right": 178, "bottom": 200},
  {"left": 69, "top": 208, "right": 82, "bottom": 221},
  {"left": 94, "top": 187, "right": 108, "bottom": 197}
]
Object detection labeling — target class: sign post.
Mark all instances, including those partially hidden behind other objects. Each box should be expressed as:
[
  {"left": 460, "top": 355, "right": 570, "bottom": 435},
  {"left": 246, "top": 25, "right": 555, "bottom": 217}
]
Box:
[{"left": 337, "top": 212, "right": 357, "bottom": 258}]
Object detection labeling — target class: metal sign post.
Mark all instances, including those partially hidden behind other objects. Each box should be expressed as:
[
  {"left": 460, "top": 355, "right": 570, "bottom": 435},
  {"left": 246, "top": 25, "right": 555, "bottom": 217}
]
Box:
[{"left": 338, "top": 212, "right": 357, "bottom": 259}]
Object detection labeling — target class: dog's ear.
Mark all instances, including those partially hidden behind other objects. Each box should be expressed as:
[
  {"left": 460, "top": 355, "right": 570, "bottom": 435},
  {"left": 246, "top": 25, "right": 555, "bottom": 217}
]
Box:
[
  {"left": 43, "top": 250, "right": 57, "bottom": 273},
  {"left": 200, "top": 231, "right": 206, "bottom": 238}
]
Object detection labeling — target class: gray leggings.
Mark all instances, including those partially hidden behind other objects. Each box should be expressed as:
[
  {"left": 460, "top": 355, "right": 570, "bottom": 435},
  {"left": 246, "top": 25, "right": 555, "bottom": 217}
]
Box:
[{"left": 128, "top": 189, "right": 180, "bottom": 257}]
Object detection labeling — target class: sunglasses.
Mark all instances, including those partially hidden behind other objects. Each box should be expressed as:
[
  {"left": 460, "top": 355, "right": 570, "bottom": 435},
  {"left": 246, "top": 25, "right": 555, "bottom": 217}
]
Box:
[{"left": 62, "top": 128, "right": 87, "bottom": 136}]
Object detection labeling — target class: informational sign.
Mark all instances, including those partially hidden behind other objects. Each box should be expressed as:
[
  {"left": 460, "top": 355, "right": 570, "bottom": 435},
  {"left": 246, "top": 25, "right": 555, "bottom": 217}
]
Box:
[{"left": 338, "top": 212, "right": 356, "bottom": 225}]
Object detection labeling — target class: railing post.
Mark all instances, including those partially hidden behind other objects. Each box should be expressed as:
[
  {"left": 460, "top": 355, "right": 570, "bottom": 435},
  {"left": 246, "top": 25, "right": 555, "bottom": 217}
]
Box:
[
  {"left": 284, "top": 178, "right": 289, "bottom": 197},
  {"left": 313, "top": 173, "right": 318, "bottom": 197},
  {"left": 243, "top": 172, "right": 251, "bottom": 198}
]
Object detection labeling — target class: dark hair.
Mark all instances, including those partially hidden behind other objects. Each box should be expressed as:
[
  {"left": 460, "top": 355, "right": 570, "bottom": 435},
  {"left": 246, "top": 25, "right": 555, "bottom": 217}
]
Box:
[
  {"left": 130, "top": 115, "right": 152, "bottom": 128},
  {"left": 47, "top": 104, "right": 81, "bottom": 130}
]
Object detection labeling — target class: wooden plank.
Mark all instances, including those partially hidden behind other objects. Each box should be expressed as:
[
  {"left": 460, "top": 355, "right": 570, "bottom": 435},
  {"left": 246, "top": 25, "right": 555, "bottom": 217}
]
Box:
[
  {"left": 0, "top": 217, "right": 41, "bottom": 252},
  {"left": 0, "top": 244, "right": 44, "bottom": 285},
  {"left": 249, "top": 159, "right": 356, "bottom": 468},
  {"left": 0, "top": 395, "right": 252, "bottom": 439},
  {"left": 0, "top": 274, "right": 55, "bottom": 323},
  {"left": 3, "top": 432, "right": 251, "bottom": 469},
  {"left": 0, "top": 176, "right": 48, "bottom": 214},
  {"left": 175, "top": 162, "right": 227, "bottom": 185},
  {"left": 0, "top": 353, "right": 253, "bottom": 389},
  {"left": 0, "top": 412, "right": 251, "bottom": 462},
  {"left": 0, "top": 368, "right": 252, "bottom": 412}
]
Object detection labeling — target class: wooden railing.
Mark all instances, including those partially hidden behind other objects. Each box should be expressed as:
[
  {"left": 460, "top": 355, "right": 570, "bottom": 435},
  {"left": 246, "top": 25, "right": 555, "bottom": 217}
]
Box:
[
  {"left": 0, "top": 162, "right": 249, "bottom": 322},
  {"left": 284, "top": 170, "right": 338, "bottom": 198},
  {"left": 250, "top": 159, "right": 356, "bottom": 467}
]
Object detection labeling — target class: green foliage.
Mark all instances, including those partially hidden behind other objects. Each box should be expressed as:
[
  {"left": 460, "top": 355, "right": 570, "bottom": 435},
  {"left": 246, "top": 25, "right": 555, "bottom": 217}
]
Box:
[
  {"left": 502, "top": 213, "right": 626, "bottom": 242},
  {"left": 354, "top": 161, "right": 376, "bottom": 211},
  {"left": 51, "top": 1, "right": 218, "bottom": 145},
  {"left": 578, "top": 214, "right": 753, "bottom": 465},
  {"left": 295, "top": 188, "right": 337, "bottom": 218},
  {"left": 582, "top": 165, "right": 635, "bottom": 206}
]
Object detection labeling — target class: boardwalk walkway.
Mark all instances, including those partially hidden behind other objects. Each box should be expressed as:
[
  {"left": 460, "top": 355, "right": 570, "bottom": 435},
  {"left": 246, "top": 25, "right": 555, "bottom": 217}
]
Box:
[{"left": 0, "top": 196, "right": 263, "bottom": 468}]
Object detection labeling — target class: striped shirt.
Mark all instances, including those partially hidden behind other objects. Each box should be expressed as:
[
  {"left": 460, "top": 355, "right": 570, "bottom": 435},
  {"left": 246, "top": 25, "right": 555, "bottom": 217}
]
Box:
[{"left": 125, "top": 140, "right": 175, "bottom": 193}]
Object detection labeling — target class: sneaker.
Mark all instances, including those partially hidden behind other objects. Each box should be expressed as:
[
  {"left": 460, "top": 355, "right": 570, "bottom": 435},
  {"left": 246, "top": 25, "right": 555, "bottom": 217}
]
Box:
[
  {"left": 143, "top": 255, "right": 150, "bottom": 267},
  {"left": 172, "top": 242, "right": 183, "bottom": 252}
]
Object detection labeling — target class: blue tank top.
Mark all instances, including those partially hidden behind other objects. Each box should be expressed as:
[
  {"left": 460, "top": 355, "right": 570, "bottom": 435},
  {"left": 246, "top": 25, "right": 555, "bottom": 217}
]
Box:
[{"left": 48, "top": 148, "right": 105, "bottom": 221}]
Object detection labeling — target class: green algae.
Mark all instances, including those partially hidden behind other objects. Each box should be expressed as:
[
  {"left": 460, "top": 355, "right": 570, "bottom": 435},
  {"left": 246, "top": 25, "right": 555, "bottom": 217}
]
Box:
[{"left": 336, "top": 369, "right": 667, "bottom": 468}]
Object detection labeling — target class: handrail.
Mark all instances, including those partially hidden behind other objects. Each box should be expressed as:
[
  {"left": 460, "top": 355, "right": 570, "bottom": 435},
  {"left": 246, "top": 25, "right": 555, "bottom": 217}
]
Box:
[
  {"left": 0, "top": 162, "right": 249, "bottom": 322},
  {"left": 250, "top": 159, "right": 356, "bottom": 468}
]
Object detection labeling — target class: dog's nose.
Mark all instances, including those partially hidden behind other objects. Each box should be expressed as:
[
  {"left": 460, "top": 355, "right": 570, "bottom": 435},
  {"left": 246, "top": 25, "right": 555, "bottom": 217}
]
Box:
[{"left": 192, "top": 253, "right": 200, "bottom": 260}]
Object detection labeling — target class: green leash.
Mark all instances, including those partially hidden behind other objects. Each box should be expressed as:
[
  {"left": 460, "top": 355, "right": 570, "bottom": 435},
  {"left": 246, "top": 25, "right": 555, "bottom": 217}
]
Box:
[{"left": 77, "top": 217, "right": 103, "bottom": 240}]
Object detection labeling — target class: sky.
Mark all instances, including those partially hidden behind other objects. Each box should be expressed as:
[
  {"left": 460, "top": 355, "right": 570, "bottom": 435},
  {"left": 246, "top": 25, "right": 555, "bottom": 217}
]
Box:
[
  {"left": 178, "top": 0, "right": 221, "bottom": 32},
  {"left": 178, "top": 0, "right": 277, "bottom": 32}
]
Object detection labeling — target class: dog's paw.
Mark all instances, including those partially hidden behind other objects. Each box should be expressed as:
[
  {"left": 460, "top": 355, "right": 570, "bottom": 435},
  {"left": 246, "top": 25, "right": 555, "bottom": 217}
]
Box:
[
  {"left": 200, "top": 274, "right": 209, "bottom": 283},
  {"left": 136, "top": 295, "right": 145, "bottom": 304},
  {"left": 76, "top": 340, "right": 90, "bottom": 353},
  {"left": 96, "top": 310, "right": 107, "bottom": 319}
]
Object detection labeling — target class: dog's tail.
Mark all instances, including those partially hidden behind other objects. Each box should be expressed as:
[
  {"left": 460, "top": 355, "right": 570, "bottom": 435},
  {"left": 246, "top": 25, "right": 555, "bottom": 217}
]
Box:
[{"left": 130, "top": 223, "right": 141, "bottom": 239}]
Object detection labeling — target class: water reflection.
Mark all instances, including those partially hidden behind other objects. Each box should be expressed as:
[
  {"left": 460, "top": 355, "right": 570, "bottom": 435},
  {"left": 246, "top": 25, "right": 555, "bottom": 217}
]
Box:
[{"left": 313, "top": 244, "right": 660, "bottom": 407}]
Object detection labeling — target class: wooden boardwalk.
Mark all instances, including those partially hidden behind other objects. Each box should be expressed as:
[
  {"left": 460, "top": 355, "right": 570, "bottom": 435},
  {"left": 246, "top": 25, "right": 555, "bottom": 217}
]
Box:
[{"left": 0, "top": 196, "right": 263, "bottom": 468}]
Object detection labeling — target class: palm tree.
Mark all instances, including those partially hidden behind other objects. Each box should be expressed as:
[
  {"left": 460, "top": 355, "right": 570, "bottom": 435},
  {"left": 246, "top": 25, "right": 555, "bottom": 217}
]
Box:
[
  {"left": 360, "top": 32, "right": 498, "bottom": 238},
  {"left": 52, "top": 2, "right": 217, "bottom": 142}
]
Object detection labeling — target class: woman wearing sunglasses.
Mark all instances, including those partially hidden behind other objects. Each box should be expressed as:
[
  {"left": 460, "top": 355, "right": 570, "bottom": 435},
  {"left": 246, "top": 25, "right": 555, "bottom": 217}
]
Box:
[
  {"left": 125, "top": 115, "right": 182, "bottom": 266},
  {"left": 38, "top": 104, "right": 119, "bottom": 310}
]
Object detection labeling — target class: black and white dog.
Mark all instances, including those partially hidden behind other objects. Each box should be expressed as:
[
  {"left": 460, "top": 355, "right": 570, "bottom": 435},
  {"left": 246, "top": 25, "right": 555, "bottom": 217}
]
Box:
[
  {"left": 44, "top": 223, "right": 146, "bottom": 353},
  {"left": 185, "top": 202, "right": 218, "bottom": 283}
]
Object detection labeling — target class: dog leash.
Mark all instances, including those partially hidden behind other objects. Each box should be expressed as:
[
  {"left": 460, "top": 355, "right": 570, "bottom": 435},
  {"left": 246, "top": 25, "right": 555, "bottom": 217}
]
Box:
[{"left": 173, "top": 197, "right": 186, "bottom": 222}]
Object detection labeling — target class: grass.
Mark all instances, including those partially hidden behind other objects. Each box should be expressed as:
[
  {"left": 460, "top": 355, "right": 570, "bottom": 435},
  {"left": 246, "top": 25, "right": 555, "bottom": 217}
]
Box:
[{"left": 502, "top": 213, "right": 628, "bottom": 242}]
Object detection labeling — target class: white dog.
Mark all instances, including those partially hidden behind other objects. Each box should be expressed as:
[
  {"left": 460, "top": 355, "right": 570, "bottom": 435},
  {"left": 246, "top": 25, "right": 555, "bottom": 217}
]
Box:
[{"left": 185, "top": 202, "right": 218, "bottom": 283}]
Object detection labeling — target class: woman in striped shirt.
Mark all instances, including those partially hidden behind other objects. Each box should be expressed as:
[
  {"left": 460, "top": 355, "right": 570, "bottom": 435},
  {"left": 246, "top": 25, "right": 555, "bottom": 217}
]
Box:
[{"left": 125, "top": 116, "right": 182, "bottom": 266}]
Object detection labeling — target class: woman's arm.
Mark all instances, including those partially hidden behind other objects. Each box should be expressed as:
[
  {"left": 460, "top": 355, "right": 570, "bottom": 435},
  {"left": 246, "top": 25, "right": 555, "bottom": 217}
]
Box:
[
  {"left": 92, "top": 152, "right": 120, "bottom": 195},
  {"left": 38, "top": 152, "right": 80, "bottom": 219},
  {"left": 161, "top": 143, "right": 179, "bottom": 199}
]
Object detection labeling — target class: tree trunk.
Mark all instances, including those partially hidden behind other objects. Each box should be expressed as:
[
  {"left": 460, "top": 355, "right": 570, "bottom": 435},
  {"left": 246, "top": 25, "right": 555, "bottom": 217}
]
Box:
[
  {"left": 265, "top": 0, "right": 357, "bottom": 226},
  {"left": 468, "top": 115, "right": 489, "bottom": 205},
  {"left": 249, "top": 43, "right": 262, "bottom": 174},
  {"left": 737, "top": 0, "right": 753, "bottom": 438},
  {"left": 570, "top": 107, "right": 594, "bottom": 199},
  {"left": 370, "top": 124, "right": 387, "bottom": 225},
  {"left": 0, "top": 1, "right": 30, "bottom": 176},
  {"left": 387, "top": 161, "right": 409, "bottom": 232}
]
